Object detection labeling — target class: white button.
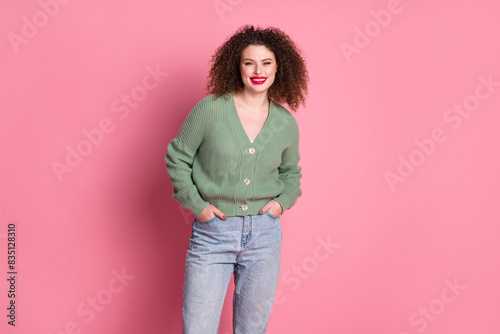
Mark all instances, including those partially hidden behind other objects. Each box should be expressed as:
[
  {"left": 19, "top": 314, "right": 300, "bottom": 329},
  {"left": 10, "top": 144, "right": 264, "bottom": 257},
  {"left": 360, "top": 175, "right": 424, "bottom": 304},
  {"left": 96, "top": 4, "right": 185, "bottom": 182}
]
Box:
[
  {"left": 248, "top": 148, "right": 255, "bottom": 154},
  {"left": 242, "top": 204, "right": 248, "bottom": 211},
  {"left": 243, "top": 178, "right": 250, "bottom": 185}
]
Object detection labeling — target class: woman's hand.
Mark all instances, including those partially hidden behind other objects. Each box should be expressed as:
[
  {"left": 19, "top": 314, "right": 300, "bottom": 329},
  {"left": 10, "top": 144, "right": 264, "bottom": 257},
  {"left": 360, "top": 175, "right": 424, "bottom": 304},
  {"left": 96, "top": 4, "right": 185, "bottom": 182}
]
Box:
[
  {"left": 198, "top": 204, "right": 227, "bottom": 222},
  {"left": 259, "top": 200, "right": 283, "bottom": 217}
]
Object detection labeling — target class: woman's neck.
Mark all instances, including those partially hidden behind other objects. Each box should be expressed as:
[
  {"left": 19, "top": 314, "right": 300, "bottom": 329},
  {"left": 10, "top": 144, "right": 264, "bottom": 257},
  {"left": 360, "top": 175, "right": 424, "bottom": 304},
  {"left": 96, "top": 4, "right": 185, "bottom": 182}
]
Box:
[{"left": 234, "top": 90, "right": 269, "bottom": 111}]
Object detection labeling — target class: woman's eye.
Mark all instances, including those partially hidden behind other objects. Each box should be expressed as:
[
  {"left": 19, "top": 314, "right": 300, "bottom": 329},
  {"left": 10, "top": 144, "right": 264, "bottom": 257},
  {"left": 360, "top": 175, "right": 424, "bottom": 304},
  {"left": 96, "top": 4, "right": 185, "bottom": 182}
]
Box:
[
  {"left": 264, "top": 62, "right": 271, "bottom": 65},
  {"left": 244, "top": 62, "right": 253, "bottom": 66}
]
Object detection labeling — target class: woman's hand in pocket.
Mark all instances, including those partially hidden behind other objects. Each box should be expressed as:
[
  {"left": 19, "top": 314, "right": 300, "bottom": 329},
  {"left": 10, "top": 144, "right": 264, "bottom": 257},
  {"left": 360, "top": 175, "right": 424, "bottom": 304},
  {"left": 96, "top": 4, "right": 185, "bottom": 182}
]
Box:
[
  {"left": 259, "top": 200, "right": 283, "bottom": 218},
  {"left": 198, "top": 204, "right": 227, "bottom": 222}
]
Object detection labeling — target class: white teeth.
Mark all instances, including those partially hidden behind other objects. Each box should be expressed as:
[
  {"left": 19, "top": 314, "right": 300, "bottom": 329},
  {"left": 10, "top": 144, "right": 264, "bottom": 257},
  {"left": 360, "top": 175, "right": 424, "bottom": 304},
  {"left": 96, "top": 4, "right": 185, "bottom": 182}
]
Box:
[{"left": 252, "top": 78, "right": 265, "bottom": 82}]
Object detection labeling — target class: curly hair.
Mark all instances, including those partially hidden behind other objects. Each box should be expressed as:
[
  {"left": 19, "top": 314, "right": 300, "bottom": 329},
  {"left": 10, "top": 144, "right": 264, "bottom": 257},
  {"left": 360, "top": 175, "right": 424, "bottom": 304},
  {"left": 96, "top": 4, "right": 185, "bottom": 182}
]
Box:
[{"left": 207, "top": 25, "right": 309, "bottom": 111}]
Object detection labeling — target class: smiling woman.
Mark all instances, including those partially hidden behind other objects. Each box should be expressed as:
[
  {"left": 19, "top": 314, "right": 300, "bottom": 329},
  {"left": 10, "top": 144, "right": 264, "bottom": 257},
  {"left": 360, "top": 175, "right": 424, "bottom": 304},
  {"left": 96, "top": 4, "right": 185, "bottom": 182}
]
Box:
[{"left": 165, "top": 25, "right": 309, "bottom": 334}]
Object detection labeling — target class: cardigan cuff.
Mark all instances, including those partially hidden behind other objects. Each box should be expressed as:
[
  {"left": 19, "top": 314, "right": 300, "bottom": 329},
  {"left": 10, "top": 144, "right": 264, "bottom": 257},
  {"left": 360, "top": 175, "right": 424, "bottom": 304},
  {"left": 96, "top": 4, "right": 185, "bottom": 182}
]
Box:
[{"left": 273, "top": 195, "right": 291, "bottom": 215}]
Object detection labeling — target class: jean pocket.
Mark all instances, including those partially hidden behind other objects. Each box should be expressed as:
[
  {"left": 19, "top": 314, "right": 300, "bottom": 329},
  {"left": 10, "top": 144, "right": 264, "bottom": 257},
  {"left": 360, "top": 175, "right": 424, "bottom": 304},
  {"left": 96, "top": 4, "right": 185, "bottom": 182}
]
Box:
[{"left": 265, "top": 211, "right": 279, "bottom": 220}]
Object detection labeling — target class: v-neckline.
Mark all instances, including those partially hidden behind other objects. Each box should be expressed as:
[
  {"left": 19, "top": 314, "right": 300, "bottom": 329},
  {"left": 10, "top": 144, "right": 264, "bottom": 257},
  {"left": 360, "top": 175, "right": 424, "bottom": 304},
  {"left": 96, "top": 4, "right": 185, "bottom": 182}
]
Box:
[{"left": 229, "top": 92, "right": 273, "bottom": 145}]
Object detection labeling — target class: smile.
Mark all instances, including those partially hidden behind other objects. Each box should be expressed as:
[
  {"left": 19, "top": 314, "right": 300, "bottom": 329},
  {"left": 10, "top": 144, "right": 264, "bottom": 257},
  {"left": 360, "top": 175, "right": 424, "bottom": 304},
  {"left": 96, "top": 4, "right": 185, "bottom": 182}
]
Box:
[{"left": 250, "top": 77, "right": 267, "bottom": 85}]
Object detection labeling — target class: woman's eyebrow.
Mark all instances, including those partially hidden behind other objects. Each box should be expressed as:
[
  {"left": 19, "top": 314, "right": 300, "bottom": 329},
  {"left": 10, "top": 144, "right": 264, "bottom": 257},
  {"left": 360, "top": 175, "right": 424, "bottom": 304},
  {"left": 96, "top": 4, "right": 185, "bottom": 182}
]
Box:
[{"left": 242, "top": 58, "right": 274, "bottom": 61}]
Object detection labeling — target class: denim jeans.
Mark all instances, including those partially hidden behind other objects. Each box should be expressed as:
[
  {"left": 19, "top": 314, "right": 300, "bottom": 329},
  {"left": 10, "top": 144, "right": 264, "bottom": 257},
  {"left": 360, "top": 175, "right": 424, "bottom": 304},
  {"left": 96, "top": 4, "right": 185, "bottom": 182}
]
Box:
[{"left": 182, "top": 212, "right": 282, "bottom": 334}]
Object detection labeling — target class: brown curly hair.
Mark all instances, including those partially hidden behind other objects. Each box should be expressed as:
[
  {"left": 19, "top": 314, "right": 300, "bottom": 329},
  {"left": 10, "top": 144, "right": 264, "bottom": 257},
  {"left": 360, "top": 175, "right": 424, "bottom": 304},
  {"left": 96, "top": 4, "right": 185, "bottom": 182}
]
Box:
[{"left": 207, "top": 25, "right": 309, "bottom": 111}]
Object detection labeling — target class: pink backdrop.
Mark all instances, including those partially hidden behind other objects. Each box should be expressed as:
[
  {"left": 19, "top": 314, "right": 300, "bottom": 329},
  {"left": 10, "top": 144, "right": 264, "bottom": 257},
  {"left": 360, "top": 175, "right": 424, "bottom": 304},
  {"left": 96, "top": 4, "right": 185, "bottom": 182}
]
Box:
[{"left": 2, "top": 0, "right": 500, "bottom": 333}]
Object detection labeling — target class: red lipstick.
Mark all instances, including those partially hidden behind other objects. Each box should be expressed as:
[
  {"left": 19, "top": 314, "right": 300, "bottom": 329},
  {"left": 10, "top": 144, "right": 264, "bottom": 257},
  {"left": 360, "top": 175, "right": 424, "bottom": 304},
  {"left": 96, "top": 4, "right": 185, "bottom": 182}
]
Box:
[{"left": 250, "top": 76, "right": 267, "bottom": 85}]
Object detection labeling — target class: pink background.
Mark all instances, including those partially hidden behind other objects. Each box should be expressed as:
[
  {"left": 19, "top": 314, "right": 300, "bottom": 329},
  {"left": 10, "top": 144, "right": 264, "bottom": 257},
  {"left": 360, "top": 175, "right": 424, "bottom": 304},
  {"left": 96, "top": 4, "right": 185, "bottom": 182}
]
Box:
[{"left": 2, "top": 0, "right": 500, "bottom": 333}]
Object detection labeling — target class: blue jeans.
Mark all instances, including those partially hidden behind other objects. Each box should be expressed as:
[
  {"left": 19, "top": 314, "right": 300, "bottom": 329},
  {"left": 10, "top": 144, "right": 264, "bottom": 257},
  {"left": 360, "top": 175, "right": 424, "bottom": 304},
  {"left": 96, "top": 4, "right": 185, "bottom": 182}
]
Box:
[{"left": 182, "top": 212, "right": 282, "bottom": 334}]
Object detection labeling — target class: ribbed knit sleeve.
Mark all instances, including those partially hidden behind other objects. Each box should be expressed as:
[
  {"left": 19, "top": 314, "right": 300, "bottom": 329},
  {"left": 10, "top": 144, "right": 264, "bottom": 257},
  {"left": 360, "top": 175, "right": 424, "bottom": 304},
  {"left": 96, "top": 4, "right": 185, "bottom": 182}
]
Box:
[
  {"left": 273, "top": 117, "right": 302, "bottom": 214},
  {"left": 165, "top": 100, "right": 210, "bottom": 218}
]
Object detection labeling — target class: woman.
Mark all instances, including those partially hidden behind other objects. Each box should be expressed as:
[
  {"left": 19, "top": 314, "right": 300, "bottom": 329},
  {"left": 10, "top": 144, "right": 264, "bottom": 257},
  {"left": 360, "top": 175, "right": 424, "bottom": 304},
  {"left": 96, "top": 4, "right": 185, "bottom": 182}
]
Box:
[{"left": 166, "top": 25, "right": 308, "bottom": 334}]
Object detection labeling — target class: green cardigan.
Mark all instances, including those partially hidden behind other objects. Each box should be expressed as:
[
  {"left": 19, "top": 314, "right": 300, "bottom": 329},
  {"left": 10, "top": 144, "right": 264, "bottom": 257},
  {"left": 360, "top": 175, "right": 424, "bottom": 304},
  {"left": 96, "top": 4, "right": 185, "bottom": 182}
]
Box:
[{"left": 165, "top": 92, "right": 302, "bottom": 218}]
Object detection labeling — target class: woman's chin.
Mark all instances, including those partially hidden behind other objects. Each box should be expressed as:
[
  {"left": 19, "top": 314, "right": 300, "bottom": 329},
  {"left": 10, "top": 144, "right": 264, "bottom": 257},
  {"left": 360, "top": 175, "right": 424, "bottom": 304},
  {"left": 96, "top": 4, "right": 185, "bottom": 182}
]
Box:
[{"left": 243, "top": 85, "right": 270, "bottom": 95}]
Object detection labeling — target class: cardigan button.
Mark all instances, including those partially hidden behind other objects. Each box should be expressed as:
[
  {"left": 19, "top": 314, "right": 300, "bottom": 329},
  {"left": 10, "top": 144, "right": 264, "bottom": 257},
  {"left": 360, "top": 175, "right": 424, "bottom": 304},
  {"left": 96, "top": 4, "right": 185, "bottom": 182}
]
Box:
[
  {"left": 243, "top": 178, "right": 250, "bottom": 185},
  {"left": 248, "top": 148, "right": 256, "bottom": 154},
  {"left": 241, "top": 204, "right": 248, "bottom": 211}
]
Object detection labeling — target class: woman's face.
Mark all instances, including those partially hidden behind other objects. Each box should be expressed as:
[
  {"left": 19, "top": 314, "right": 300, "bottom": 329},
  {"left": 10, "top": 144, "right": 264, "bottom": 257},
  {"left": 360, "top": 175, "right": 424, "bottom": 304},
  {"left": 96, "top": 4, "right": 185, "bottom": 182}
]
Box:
[{"left": 239, "top": 44, "right": 278, "bottom": 95}]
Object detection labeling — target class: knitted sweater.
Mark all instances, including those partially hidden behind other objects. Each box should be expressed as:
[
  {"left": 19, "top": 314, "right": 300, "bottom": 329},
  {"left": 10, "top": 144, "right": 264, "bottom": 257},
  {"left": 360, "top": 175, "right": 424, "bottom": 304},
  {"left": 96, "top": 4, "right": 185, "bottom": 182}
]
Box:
[{"left": 165, "top": 92, "right": 302, "bottom": 218}]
